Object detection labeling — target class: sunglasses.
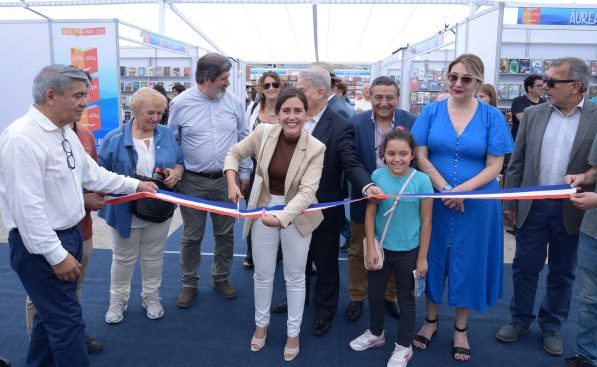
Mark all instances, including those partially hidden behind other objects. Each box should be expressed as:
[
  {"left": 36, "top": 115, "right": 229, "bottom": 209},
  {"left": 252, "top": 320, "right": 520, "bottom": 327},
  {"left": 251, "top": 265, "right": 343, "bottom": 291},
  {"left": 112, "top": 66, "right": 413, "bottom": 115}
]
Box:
[
  {"left": 262, "top": 82, "right": 280, "bottom": 90},
  {"left": 447, "top": 73, "right": 477, "bottom": 86},
  {"left": 542, "top": 78, "right": 579, "bottom": 88}
]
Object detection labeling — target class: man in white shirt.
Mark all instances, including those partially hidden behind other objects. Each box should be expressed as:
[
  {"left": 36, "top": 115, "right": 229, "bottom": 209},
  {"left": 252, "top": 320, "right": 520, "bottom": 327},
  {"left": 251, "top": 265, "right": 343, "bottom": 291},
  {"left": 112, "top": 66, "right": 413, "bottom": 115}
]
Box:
[
  {"left": 0, "top": 64, "right": 156, "bottom": 367},
  {"left": 355, "top": 82, "right": 372, "bottom": 113}
]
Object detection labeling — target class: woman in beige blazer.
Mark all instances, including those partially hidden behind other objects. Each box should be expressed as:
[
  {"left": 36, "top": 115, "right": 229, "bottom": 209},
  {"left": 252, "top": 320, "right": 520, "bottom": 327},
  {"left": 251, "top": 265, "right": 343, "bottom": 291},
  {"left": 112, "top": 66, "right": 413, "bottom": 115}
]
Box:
[{"left": 225, "top": 88, "right": 325, "bottom": 362}]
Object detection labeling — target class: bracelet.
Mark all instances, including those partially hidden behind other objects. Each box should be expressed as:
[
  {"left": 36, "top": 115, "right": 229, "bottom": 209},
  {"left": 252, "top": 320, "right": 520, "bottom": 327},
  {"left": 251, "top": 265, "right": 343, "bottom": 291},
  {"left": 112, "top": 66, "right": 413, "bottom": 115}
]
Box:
[{"left": 442, "top": 184, "right": 453, "bottom": 192}]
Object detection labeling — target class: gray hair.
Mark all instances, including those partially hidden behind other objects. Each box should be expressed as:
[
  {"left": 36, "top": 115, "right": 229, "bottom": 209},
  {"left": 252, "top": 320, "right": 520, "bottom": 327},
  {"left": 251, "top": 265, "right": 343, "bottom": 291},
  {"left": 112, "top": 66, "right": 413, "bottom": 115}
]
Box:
[
  {"left": 32, "top": 64, "right": 90, "bottom": 104},
  {"left": 371, "top": 76, "right": 400, "bottom": 95},
  {"left": 551, "top": 57, "right": 590, "bottom": 92},
  {"left": 195, "top": 53, "right": 232, "bottom": 85},
  {"left": 298, "top": 67, "right": 331, "bottom": 92}
]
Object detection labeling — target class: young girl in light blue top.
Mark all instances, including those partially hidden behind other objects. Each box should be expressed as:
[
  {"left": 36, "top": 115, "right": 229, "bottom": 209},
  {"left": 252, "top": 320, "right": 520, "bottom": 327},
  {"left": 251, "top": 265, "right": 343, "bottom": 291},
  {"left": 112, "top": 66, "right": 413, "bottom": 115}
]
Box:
[{"left": 349, "top": 128, "right": 433, "bottom": 367}]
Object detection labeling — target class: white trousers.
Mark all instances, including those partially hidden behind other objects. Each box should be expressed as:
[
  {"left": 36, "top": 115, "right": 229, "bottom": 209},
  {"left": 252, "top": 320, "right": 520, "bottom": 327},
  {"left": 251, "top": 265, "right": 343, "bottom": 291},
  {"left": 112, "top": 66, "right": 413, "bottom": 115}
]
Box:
[
  {"left": 251, "top": 195, "right": 311, "bottom": 337},
  {"left": 109, "top": 218, "right": 171, "bottom": 301}
]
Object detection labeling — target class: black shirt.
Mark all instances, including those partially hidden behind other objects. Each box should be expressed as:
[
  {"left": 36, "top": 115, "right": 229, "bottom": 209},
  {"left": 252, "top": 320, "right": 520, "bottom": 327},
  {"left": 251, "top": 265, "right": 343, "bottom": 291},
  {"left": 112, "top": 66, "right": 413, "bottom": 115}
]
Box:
[{"left": 511, "top": 94, "right": 545, "bottom": 140}]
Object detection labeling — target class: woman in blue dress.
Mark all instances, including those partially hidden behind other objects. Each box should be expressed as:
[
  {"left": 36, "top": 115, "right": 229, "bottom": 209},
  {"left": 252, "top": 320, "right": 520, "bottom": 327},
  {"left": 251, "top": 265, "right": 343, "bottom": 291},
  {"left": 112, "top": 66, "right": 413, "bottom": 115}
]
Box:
[{"left": 410, "top": 54, "right": 514, "bottom": 362}]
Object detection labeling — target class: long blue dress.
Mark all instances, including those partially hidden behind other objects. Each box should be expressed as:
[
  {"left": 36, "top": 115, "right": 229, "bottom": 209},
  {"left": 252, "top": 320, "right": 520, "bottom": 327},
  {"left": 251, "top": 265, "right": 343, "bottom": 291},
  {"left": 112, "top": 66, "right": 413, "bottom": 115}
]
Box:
[{"left": 411, "top": 99, "right": 514, "bottom": 312}]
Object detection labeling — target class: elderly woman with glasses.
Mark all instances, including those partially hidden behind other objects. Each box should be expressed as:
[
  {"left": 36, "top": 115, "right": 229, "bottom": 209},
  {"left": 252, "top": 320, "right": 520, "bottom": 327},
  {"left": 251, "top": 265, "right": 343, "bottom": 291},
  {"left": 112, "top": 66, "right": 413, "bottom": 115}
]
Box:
[
  {"left": 410, "top": 54, "right": 514, "bottom": 362},
  {"left": 98, "top": 87, "right": 184, "bottom": 324}
]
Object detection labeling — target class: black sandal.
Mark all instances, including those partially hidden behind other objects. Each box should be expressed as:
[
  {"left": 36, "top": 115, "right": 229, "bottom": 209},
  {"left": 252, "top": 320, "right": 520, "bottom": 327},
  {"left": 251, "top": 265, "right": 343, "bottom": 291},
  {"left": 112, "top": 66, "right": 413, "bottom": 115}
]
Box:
[
  {"left": 452, "top": 324, "right": 471, "bottom": 362},
  {"left": 412, "top": 315, "right": 438, "bottom": 350}
]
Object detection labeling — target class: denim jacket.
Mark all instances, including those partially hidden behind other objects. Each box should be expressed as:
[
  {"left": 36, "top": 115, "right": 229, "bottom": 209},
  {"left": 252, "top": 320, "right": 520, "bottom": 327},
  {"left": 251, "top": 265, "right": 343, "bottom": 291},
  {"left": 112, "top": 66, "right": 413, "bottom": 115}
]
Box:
[{"left": 98, "top": 122, "right": 184, "bottom": 238}]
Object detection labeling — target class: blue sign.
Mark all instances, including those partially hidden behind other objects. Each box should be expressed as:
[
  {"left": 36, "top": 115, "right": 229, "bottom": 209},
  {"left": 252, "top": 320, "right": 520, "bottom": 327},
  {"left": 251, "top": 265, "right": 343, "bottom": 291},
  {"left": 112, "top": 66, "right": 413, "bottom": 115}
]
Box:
[
  {"left": 517, "top": 7, "right": 597, "bottom": 26},
  {"left": 142, "top": 31, "right": 188, "bottom": 53}
]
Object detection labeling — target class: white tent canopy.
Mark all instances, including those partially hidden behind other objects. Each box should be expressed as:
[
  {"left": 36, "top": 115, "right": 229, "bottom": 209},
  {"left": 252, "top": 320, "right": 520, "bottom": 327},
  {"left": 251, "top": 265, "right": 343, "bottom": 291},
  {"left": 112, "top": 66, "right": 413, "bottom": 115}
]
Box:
[{"left": 0, "top": 0, "right": 591, "bottom": 63}]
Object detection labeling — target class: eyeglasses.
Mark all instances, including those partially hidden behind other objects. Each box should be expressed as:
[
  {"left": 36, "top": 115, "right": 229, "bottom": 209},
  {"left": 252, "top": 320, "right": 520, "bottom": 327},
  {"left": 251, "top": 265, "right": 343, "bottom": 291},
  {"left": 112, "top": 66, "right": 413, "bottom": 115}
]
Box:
[
  {"left": 542, "top": 77, "right": 579, "bottom": 88},
  {"left": 262, "top": 82, "right": 280, "bottom": 90},
  {"left": 447, "top": 73, "right": 476, "bottom": 86},
  {"left": 61, "top": 137, "right": 75, "bottom": 170}
]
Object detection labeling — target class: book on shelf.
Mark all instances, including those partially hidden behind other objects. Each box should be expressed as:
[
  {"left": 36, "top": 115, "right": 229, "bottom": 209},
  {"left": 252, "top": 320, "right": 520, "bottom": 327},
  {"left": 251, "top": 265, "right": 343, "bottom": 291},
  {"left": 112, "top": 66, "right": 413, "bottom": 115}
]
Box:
[
  {"left": 120, "top": 81, "right": 124, "bottom": 91},
  {"left": 120, "top": 66, "right": 126, "bottom": 77},
  {"left": 183, "top": 81, "right": 191, "bottom": 89},
  {"left": 519, "top": 59, "right": 531, "bottom": 74},
  {"left": 508, "top": 59, "right": 520, "bottom": 74},
  {"left": 149, "top": 81, "right": 156, "bottom": 88},
  {"left": 409, "top": 77, "right": 420, "bottom": 92},
  {"left": 173, "top": 67, "right": 181, "bottom": 77},
  {"left": 163, "top": 66, "right": 171, "bottom": 77},
  {"left": 500, "top": 58, "right": 509, "bottom": 73},
  {"left": 132, "top": 81, "right": 140, "bottom": 91},
  {"left": 147, "top": 67, "right": 155, "bottom": 77},
  {"left": 543, "top": 60, "right": 554, "bottom": 73},
  {"left": 531, "top": 59, "right": 543, "bottom": 74},
  {"left": 591, "top": 61, "right": 597, "bottom": 76},
  {"left": 422, "top": 92, "right": 431, "bottom": 103},
  {"left": 419, "top": 80, "right": 429, "bottom": 91},
  {"left": 409, "top": 104, "right": 420, "bottom": 115},
  {"left": 155, "top": 67, "right": 162, "bottom": 77},
  {"left": 138, "top": 67, "right": 146, "bottom": 77},
  {"left": 124, "top": 82, "right": 132, "bottom": 92},
  {"left": 183, "top": 67, "right": 191, "bottom": 77},
  {"left": 429, "top": 81, "right": 440, "bottom": 91},
  {"left": 409, "top": 92, "right": 418, "bottom": 105},
  {"left": 430, "top": 92, "right": 439, "bottom": 102},
  {"left": 508, "top": 84, "right": 521, "bottom": 99},
  {"left": 497, "top": 83, "right": 508, "bottom": 99},
  {"left": 128, "top": 67, "right": 136, "bottom": 77},
  {"left": 140, "top": 81, "right": 148, "bottom": 88},
  {"left": 416, "top": 92, "right": 425, "bottom": 104}
]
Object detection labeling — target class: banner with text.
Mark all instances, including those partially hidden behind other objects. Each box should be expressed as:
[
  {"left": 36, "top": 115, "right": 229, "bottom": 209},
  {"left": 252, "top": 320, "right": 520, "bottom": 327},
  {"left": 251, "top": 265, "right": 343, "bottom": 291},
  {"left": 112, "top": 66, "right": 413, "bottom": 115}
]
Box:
[
  {"left": 518, "top": 7, "right": 597, "bottom": 26},
  {"left": 51, "top": 20, "right": 120, "bottom": 144}
]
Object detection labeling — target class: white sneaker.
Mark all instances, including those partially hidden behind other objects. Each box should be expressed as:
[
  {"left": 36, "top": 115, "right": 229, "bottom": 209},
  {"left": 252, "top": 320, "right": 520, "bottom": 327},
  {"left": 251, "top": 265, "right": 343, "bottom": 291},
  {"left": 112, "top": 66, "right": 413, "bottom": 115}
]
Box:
[
  {"left": 387, "top": 343, "right": 413, "bottom": 367},
  {"left": 105, "top": 299, "right": 127, "bottom": 324},
  {"left": 349, "top": 330, "right": 386, "bottom": 351},
  {"left": 142, "top": 294, "right": 164, "bottom": 320}
]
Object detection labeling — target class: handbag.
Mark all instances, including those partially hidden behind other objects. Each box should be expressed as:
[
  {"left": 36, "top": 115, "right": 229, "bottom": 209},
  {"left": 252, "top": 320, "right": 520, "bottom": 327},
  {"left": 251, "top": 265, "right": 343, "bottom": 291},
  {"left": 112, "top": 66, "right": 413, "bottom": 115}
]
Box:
[
  {"left": 363, "top": 169, "right": 417, "bottom": 271},
  {"left": 126, "top": 147, "right": 176, "bottom": 223}
]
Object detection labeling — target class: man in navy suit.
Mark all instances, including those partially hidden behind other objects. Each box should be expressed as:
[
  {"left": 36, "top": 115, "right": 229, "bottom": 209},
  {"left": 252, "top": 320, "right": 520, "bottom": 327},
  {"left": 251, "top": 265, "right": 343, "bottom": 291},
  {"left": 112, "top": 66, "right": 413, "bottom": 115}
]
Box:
[
  {"left": 345, "top": 76, "right": 417, "bottom": 321},
  {"left": 293, "top": 66, "right": 382, "bottom": 336}
]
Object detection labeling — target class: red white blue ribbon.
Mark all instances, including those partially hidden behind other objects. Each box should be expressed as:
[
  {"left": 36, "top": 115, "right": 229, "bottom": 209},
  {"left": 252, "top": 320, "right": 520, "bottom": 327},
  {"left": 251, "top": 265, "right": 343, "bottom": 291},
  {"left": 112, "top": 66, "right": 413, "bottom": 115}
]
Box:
[{"left": 106, "top": 184, "right": 576, "bottom": 219}]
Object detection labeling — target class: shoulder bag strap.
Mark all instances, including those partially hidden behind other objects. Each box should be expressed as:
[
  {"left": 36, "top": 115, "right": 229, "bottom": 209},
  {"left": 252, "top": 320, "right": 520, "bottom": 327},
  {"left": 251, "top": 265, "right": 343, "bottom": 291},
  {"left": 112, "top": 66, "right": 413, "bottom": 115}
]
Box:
[
  {"left": 126, "top": 146, "right": 138, "bottom": 176},
  {"left": 378, "top": 168, "right": 418, "bottom": 251}
]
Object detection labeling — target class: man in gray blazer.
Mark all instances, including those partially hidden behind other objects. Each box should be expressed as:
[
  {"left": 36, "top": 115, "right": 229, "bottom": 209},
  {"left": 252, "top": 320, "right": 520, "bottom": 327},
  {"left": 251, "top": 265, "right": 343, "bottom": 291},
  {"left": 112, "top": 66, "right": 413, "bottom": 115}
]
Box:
[{"left": 497, "top": 57, "right": 597, "bottom": 356}]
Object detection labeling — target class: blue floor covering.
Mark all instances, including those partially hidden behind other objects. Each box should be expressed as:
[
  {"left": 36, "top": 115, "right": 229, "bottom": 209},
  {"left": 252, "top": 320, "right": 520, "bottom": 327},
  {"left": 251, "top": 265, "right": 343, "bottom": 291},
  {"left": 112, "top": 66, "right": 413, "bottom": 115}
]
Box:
[{"left": 0, "top": 220, "right": 580, "bottom": 367}]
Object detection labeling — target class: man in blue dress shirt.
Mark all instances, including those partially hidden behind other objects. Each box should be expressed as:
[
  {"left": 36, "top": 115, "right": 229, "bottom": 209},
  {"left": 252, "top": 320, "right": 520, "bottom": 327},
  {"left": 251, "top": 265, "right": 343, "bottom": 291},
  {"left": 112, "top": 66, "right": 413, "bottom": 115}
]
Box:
[{"left": 169, "top": 53, "right": 252, "bottom": 306}]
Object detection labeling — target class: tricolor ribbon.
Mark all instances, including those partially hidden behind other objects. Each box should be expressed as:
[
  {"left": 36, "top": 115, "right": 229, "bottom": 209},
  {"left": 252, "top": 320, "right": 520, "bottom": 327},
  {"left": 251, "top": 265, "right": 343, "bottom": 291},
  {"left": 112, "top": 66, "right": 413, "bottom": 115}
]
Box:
[{"left": 106, "top": 184, "right": 577, "bottom": 219}]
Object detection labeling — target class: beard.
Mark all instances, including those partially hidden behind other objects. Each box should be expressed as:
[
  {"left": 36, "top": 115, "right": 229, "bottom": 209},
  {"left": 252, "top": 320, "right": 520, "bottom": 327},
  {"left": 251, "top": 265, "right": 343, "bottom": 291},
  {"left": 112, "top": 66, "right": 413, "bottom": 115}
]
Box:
[{"left": 214, "top": 89, "right": 226, "bottom": 100}]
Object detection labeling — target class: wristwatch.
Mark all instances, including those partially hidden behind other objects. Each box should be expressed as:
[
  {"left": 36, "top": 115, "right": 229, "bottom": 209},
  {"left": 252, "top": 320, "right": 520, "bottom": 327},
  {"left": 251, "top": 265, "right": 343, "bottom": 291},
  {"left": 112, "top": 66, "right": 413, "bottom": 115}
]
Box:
[{"left": 442, "top": 184, "right": 454, "bottom": 192}]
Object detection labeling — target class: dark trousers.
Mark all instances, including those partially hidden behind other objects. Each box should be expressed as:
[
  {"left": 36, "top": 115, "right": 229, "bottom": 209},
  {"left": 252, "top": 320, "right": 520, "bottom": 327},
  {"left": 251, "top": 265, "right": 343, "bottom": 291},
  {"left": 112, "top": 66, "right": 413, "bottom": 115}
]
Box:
[
  {"left": 307, "top": 227, "right": 341, "bottom": 319},
  {"left": 510, "top": 200, "right": 579, "bottom": 332},
  {"left": 368, "top": 247, "right": 418, "bottom": 347},
  {"left": 9, "top": 227, "right": 88, "bottom": 367}
]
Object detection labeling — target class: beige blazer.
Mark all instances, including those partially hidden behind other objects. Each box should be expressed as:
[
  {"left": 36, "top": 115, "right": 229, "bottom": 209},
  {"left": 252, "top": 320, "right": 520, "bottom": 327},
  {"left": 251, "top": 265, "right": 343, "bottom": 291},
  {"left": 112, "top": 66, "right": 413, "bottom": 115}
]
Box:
[{"left": 224, "top": 123, "right": 326, "bottom": 238}]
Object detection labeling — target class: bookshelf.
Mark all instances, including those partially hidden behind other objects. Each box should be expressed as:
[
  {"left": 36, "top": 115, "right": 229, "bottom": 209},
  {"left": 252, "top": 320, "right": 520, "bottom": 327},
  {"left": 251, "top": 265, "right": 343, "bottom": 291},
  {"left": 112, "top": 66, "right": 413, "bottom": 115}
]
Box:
[
  {"left": 496, "top": 58, "right": 597, "bottom": 109},
  {"left": 406, "top": 60, "right": 448, "bottom": 115}
]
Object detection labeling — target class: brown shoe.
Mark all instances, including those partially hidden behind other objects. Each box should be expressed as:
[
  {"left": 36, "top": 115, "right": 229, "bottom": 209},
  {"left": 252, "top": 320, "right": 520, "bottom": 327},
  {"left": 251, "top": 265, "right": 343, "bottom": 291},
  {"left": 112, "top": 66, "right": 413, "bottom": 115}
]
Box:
[
  {"left": 177, "top": 287, "right": 197, "bottom": 308},
  {"left": 213, "top": 280, "right": 236, "bottom": 299}
]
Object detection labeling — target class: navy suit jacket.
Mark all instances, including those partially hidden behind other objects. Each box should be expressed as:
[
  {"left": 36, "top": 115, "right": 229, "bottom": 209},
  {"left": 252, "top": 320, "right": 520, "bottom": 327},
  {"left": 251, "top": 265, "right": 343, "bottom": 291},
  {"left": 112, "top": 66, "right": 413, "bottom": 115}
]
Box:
[
  {"left": 349, "top": 108, "right": 417, "bottom": 223},
  {"left": 312, "top": 107, "right": 371, "bottom": 231},
  {"left": 328, "top": 96, "right": 354, "bottom": 120}
]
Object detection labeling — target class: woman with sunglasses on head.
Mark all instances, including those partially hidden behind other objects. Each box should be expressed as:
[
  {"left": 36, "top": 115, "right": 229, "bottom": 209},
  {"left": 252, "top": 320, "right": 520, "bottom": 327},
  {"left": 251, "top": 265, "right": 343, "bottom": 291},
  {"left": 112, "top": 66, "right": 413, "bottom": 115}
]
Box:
[
  {"left": 410, "top": 54, "right": 514, "bottom": 362},
  {"left": 243, "top": 71, "right": 284, "bottom": 268}
]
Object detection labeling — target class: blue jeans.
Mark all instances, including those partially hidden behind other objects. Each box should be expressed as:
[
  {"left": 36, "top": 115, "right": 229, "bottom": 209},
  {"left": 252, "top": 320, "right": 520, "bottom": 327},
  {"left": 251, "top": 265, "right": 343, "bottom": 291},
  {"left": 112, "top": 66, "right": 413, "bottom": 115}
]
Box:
[
  {"left": 576, "top": 232, "right": 597, "bottom": 364},
  {"left": 510, "top": 200, "right": 579, "bottom": 332},
  {"left": 9, "top": 227, "right": 88, "bottom": 367}
]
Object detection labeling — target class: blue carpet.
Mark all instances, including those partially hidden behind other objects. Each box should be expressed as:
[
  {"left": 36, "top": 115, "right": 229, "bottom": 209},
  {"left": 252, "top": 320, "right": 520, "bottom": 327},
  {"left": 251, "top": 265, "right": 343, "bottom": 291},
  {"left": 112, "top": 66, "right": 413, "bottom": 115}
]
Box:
[{"left": 0, "top": 224, "right": 580, "bottom": 367}]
